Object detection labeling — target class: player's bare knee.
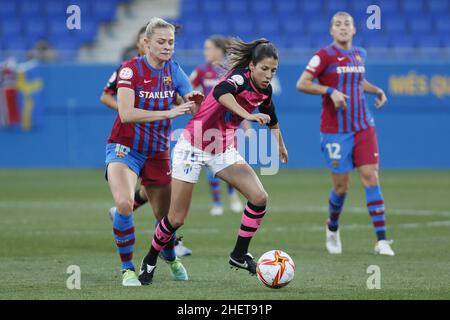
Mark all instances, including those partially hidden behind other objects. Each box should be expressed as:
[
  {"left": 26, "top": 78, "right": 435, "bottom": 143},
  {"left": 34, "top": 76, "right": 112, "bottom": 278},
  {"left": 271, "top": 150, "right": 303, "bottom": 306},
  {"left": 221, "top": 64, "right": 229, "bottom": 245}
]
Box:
[
  {"left": 361, "top": 172, "right": 379, "bottom": 187},
  {"left": 334, "top": 182, "right": 349, "bottom": 196},
  {"left": 168, "top": 214, "right": 185, "bottom": 228},
  {"left": 250, "top": 190, "right": 268, "bottom": 206},
  {"left": 116, "top": 198, "right": 134, "bottom": 214}
]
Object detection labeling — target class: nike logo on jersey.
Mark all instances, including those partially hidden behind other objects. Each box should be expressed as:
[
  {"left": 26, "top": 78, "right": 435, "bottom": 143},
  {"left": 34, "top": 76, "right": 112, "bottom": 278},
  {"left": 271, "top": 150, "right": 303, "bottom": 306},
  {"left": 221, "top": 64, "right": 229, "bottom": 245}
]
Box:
[
  {"left": 166, "top": 170, "right": 172, "bottom": 176},
  {"left": 144, "top": 79, "right": 152, "bottom": 83},
  {"left": 337, "top": 57, "right": 346, "bottom": 61}
]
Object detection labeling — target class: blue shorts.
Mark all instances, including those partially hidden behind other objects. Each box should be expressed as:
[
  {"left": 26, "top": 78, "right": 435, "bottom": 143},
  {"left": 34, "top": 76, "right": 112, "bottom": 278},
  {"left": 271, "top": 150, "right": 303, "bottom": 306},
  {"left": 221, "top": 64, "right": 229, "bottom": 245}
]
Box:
[
  {"left": 320, "top": 128, "right": 379, "bottom": 174},
  {"left": 105, "top": 143, "right": 146, "bottom": 179}
]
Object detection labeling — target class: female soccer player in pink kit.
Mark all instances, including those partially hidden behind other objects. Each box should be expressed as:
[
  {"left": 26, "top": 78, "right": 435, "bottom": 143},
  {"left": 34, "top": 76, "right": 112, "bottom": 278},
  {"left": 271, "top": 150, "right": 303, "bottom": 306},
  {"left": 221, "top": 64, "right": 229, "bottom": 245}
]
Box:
[
  {"left": 190, "top": 35, "right": 247, "bottom": 216},
  {"left": 297, "top": 12, "right": 393, "bottom": 256},
  {"left": 138, "top": 38, "right": 289, "bottom": 284},
  {"left": 105, "top": 17, "right": 203, "bottom": 286}
]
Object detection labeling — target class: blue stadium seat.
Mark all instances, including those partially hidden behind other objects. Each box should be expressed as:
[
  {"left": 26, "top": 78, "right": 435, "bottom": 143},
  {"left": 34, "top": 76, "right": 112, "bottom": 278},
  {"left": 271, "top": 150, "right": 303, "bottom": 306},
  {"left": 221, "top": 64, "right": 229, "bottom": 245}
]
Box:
[
  {"left": 24, "top": 19, "right": 47, "bottom": 40},
  {"left": 180, "top": 0, "right": 199, "bottom": 15},
  {"left": 409, "top": 17, "right": 433, "bottom": 33},
  {"left": 70, "top": 0, "right": 93, "bottom": 15},
  {"left": 435, "top": 17, "right": 450, "bottom": 33},
  {"left": 186, "top": 36, "right": 206, "bottom": 50},
  {"left": 92, "top": 1, "right": 117, "bottom": 22},
  {"left": 402, "top": 0, "right": 425, "bottom": 13},
  {"left": 182, "top": 19, "right": 204, "bottom": 35},
  {"left": 0, "top": 1, "right": 17, "bottom": 18},
  {"left": 269, "top": 35, "right": 287, "bottom": 49},
  {"left": 364, "top": 34, "right": 390, "bottom": 48},
  {"left": 427, "top": 0, "right": 449, "bottom": 12},
  {"left": 3, "top": 36, "right": 30, "bottom": 51},
  {"left": 18, "top": 0, "right": 43, "bottom": 17},
  {"left": 275, "top": 0, "right": 297, "bottom": 14},
  {"left": 48, "top": 18, "right": 70, "bottom": 36},
  {"left": 351, "top": 0, "right": 375, "bottom": 13},
  {"left": 286, "top": 35, "right": 312, "bottom": 49},
  {"left": 257, "top": 19, "right": 279, "bottom": 36},
  {"left": 325, "top": 0, "right": 350, "bottom": 12},
  {"left": 1, "top": 18, "right": 22, "bottom": 37},
  {"left": 204, "top": 17, "right": 230, "bottom": 35},
  {"left": 390, "top": 35, "right": 416, "bottom": 48},
  {"left": 301, "top": 0, "right": 324, "bottom": 14},
  {"left": 376, "top": 0, "right": 400, "bottom": 13},
  {"left": 440, "top": 34, "right": 450, "bottom": 48},
  {"left": 310, "top": 31, "right": 333, "bottom": 48},
  {"left": 416, "top": 36, "right": 441, "bottom": 48},
  {"left": 44, "top": 0, "right": 67, "bottom": 16},
  {"left": 230, "top": 15, "right": 254, "bottom": 34},
  {"left": 281, "top": 17, "right": 305, "bottom": 34},
  {"left": 249, "top": 0, "right": 273, "bottom": 14},
  {"left": 76, "top": 20, "right": 98, "bottom": 44},
  {"left": 226, "top": 0, "right": 249, "bottom": 15},
  {"left": 384, "top": 17, "right": 408, "bottom": 33},
  {"left": 202, "top": 0, "right": 223, "bottom": 14},
  {"left": 307, "top": 17, "right": 330, "bottom": 34}
]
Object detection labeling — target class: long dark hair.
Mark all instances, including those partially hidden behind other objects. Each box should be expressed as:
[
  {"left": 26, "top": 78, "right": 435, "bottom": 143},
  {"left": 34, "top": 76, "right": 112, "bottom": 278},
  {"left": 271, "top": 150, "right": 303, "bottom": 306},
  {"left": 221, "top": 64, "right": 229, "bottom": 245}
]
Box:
[{"left": 227, "top": 38, "right": 278, "bottom": 70}]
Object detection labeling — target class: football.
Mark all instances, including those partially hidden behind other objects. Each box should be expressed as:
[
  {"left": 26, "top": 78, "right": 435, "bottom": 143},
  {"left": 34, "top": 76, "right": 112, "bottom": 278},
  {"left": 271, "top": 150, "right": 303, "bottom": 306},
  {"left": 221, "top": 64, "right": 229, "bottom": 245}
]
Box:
[{"left": 256, "top": 250, "right": 295, "bottom": 289}]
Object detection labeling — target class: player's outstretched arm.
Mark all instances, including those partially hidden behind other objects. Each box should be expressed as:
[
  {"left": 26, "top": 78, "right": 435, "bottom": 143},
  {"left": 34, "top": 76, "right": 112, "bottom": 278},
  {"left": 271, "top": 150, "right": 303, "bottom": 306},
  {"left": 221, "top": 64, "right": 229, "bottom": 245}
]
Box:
[
  {"left": 218, "top": 93, "right": 270, "bottom": 125},
  {"left": 100, "top": 92, "right": 118, "bottom": 111},
  {"left": 363, "top": 79, "right": 387, "bottom": 109},
  {"left": 269, "top": 123, "right": 288, "bottom": 164},
  {"left": 117, "top": 87, "right": 194, "bottom": 123}
]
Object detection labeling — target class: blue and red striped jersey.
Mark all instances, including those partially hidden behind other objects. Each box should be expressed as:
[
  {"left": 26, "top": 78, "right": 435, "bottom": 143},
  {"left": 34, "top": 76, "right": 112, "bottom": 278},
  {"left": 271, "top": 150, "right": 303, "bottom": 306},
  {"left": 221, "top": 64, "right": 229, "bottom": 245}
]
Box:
[
  {"left": 305, "top": 44, "right": 374, "bottom": 133},
  {"left": 108, "top": 56, "right": 192, "bottom": 155}
]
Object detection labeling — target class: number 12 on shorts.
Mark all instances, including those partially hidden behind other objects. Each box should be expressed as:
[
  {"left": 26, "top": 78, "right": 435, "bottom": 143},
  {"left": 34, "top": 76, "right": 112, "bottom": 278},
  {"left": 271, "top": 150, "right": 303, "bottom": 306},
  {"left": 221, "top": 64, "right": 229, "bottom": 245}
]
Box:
[{"left": 325, "top": 143, "right": 341, "bottom": 160}]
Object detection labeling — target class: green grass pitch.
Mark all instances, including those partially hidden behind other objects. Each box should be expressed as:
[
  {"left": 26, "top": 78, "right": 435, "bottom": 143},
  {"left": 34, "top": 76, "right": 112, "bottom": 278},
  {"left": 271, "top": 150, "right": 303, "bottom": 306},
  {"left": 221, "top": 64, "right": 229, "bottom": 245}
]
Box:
[{"left": 1, "top": 169, "right": 449, "bottom": 300}]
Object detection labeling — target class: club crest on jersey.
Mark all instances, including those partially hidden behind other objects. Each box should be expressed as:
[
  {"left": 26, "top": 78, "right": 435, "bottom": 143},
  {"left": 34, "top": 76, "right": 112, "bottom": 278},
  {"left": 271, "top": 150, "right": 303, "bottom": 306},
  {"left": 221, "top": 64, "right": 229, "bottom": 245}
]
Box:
[
  {"left": 119, "top": 67, "right": 133, "bottom": 80},
  {"left": 332, "top": 160, "right": 339, "bottom": 168},
  {"left": 164, "top": 76, "right": 172, "bottom": 85},
  {"left": 355, "top": 55, "right": 362, "bottom": 62},
  {"left": 115, "top": 144, "right": 130, "bottom": 158}
]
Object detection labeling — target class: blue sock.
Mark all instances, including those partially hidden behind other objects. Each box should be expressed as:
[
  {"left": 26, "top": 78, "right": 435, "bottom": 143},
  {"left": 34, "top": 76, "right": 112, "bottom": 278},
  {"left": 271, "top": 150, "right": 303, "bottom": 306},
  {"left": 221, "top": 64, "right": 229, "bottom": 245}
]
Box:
[
  {"left": 155, "top": 220, "right": 176, "bottom": 261},
  {"left": 113, "top": 210, "right": 135, "bottom": 270},
  {"left": 207, "top": 169, "right": 222, "bottom": 205},
  {"left": 327, "top": 190, "right": 346, "bottom": 231},
  {"left": 227, "top": 183, "right": 235, "bottom": 196},
  {"left": 365, "top": 186, "right": 387, "bottom": 241}
]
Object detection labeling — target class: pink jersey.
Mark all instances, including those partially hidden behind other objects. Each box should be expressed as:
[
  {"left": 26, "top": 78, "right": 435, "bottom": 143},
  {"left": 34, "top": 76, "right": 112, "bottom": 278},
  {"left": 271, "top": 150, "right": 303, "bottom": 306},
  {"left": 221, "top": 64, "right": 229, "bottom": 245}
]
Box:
[
  {"left": 183, "top": 67, "right": 275, "bottom": 153},
  {"left": 108, "top": 56, "right": 192, "bottom": 155},
  {"left": 189, "top": 63, "right": 224, "bottom": 96},
  {"left": 305, "top": 44, "right": 374, "bottom": 133}
]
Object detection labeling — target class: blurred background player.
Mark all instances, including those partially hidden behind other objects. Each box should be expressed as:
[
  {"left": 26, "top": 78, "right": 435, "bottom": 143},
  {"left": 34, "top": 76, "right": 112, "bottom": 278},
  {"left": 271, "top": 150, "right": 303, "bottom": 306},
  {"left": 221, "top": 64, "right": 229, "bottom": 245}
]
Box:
[
  {"left": 101, "top": 25, "right": 192, "bottom": 258},
  {"left": 138, "top": 39, "right": 288, "bottom": 285},
  {"left": 189, "top": 35, "right": 248, "bottom": 216},
  {"left": 105, "top": 17, "right": 203, "bottom": 286},
  {"left": 296, "top": 12, "right": 393, "bottom": 256}
]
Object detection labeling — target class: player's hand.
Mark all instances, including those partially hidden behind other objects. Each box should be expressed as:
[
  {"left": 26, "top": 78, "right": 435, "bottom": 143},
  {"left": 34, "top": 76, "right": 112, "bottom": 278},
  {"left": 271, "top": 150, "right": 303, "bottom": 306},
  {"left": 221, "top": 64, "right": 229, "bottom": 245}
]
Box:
[
  {"left": 279, "top": 146, "right": 288, "bottom": 164},
  {"left": 330, "top": 90, "right": 349, "bottom": 110},
  {"left": 375, "top": 89, "right": 387, "bottom": 109},
  {"left": 185, "top": 91, "right": 205, "bottom": 106},
  {"left": 167, "top": 101, "right": 194, "bottom": 119},
  {"left": 247, "top": 113, "right": 271, "bottom": 125}
]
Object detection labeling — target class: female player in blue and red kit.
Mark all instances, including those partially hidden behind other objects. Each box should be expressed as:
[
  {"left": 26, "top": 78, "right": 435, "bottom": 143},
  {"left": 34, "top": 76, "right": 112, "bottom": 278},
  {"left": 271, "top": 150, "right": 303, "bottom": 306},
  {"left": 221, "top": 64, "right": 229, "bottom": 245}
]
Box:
[
  {"left": 297, "top": 12, "right": 393, "bottom": 256},
  {"left": 190, "top": 35, "right": 247, "bottom": 216},
  {"left": 105, "top": 17, "right": 203, "bottom": 286},
  {"left": 138, "top": 38, "right": 289, "bottom": 285},
  {"left": 101, "top": 25, "right": 192, "bottom": 258}
]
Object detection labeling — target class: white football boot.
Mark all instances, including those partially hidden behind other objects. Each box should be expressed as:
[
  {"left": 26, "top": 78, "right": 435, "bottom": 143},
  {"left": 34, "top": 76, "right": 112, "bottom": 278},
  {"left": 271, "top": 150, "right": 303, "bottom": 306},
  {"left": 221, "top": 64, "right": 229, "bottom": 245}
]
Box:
[
  {"left": 229, "top": 192, "right": 244, "bottom": 213},
  {"left": 210, "top": 204, "right": 224, "bottom": 216},
  {"left": 108, "top": 206, "right": 116, "bottom": 221},
  {"left": 374, "top": 240, "right": 395, "bottom": 256},
  {"left": 326, "top": 226, "right": 342, "bottom": 254}
]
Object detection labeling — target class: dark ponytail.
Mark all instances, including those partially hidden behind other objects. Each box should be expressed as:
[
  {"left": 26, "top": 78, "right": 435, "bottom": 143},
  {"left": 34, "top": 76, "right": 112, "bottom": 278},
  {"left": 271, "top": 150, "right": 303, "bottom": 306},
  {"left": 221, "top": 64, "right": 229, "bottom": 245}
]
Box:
[{"left": 227, "top": 38, "right": 278, "bottom": 70}]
